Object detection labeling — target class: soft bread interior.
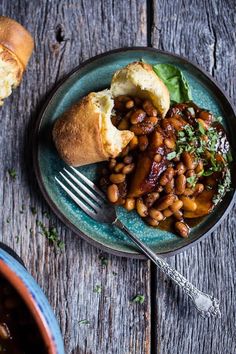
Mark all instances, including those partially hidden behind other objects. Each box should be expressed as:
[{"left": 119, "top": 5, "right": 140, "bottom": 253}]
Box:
[
  {"left": 91, "top": 90, "right": 134, "bottom": 157},
  {"left": 111, "top": 62, "right": 170, "bottom": 117},
  {"left": 0, "top": 45, "right": 22, "bottom": 105}
]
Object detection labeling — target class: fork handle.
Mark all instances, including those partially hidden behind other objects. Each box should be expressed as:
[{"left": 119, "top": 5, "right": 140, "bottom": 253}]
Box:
[{"left": 114, "top": 219, "right": 221, "bottom": 318}]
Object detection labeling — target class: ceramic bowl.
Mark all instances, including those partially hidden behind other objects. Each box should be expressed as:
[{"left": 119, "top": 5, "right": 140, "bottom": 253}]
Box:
[{"left": 0, "top": 243, "right": 65, "bottom": 354}]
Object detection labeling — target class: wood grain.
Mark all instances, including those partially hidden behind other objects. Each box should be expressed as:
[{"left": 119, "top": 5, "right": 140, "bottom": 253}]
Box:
[
  {"left": 152, "top": 1, "right": 236, "bottom": 353},
  {"left": 0, "top": 1, "right": 150, "bottom": 354}
]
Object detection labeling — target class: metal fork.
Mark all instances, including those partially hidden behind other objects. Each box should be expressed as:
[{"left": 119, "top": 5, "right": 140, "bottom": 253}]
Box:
[{"left": 55, "top": 166, "right": 221, "bottom": 318}]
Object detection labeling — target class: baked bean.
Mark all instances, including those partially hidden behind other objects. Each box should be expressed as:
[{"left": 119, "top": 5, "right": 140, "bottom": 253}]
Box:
[
  {"left": 173, "top": 210, "right": 183, "bottom": 221},
  {"left": 129, "top": 136, "right": 139, "bottom": 150},
  {"left": 142, "top": 100, "right": 157, "bottom": 116},
  {"left": 146, "top": 217, "right": 159, "bottom": 227},
  {"left": 122, "top": 163, "right": 135, "bottom": 174},
  {"left": 124, "top": 197, "right": 135, "bottom": 211},
  {"left": 175, "top": 174, "right": 186, "bottom": 195},
  {"left": 130, "top": 109, "right": 146, "bottom": 124},
  {"left": 195, "top": 160, "right": 204, "bottom": 175},
  {"left": 118, "top": 118, "right": 129, "bottom": 130},
  {"left": 138, "top": 135, "right": 149, "bottom": 151},
  {"left": 182, "top": 152, "right": 195, "bottom": 170},
  {"left": 107, "top": 184, "right": 119, "bottom": 203},
  {"left": 165, "top": 179, "right": 174, "bottom": 193},
  {"left": 199, "top": 110, "right": 213, "bottom": 122},
  {"left": 144, "top": 192, "right": 160, "bottom": 208},
  {"left": 170, "top": 200, "right": 183, "bottom": 213},
  {"left": 159, "top": 167, "right": 175, "bottom": 186},
  {"left": 163, "top": 208, "right": 173, "bottom": 217},
  {"left": 125, "top": 100, "right": 134, "bottom": 109},
  {"left": 180, "top": 196, "right": 197, "bottom": 211},
  {"left": 154, "top": 153, "right": 162, "bottom": 162},
  {"left": 164, "top": 137, "right": 176, "bottom": 149},
  {"left": 120, "top": 146, "right": 130, "bottom": 157},
  {"left": 0, "top": 323, "right": 10, "bottom": 340},
  {"left": 156, "top": 194, "right": 175, "bottom": 211},
  {"left": 114, "top": 197, "right": 125, "bottom": 206},
  {"left": 109, "top": 173, "right": 126, "bottom": 184},
  {"left": 168, "top": 117, "right": 185, "bottom": 130},
  {"left": 144, "top": 116, "right": 158, "bottom": 125},
  {"left": 151, "top": 131, "right": 163, "bottom": 147},
  {"left": 193, "top": 183, "right": 204, "bottom": 196},
  {"left": 149, "top": 208, "right": 164, "bottom": 221},
  {"left": 136, "top": 198, "right": 148, "bottom": 217},
  {"left": 176, "top": 162, "right": 186, "bottom": 175},
  {"left": 109, "top": 158, "right": 117, "bottom": 170},
  {"left": 183, "top": 188, "right": 195, "bottom": 196},
  {"left": 130, "top": 121, "right": 155, "bottom": 135},
  {"left": 175, "top": 221, "right": 189, "bottom": 238},
  {"left": 123, "top": 155, "right": 133, "bottom": 164},
  {"left": 114, "top": 163, "right": 125, "bottom": 173}
]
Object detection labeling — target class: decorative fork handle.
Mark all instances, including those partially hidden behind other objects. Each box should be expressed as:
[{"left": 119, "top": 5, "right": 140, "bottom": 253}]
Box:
[{"left": 114, "top": 219, "right": 221, "bottom": 318}]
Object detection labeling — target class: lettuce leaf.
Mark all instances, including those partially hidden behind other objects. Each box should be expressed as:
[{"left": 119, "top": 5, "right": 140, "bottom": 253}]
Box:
[{"left": 153, "top": 63, "right": 192, "bottom": 103}]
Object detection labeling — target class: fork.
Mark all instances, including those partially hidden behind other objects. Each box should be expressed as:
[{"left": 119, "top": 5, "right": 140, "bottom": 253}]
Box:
[{"left": 55, "top": 166, "right": 221, "bottom": 318}]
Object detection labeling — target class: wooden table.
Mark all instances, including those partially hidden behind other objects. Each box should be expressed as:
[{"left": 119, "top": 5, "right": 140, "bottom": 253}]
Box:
[{"left": 0, "top": 1, "right": 235, "bottom": 353}]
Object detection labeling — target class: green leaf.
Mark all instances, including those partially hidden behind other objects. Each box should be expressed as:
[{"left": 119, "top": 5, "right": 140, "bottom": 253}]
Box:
[
  {"left": 153, "top": 63, "right": 192, "bottom": 102},
  {"left": 167, "top": 151, "right": 177, "bottom": 160},
  {"left": 132, "top": 294, "right": 145, "bottom": 304}
]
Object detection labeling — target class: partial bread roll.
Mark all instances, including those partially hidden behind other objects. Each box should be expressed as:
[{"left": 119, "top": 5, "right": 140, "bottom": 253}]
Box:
[
  {"left": 52, "top": 90, "right": 134, "bottom": 167},
  {"left": 0, "top": 16, "right": 34, "bottom": 105},
  {"left": 111, "top": 62, "right": 170, "bottom": 117}
]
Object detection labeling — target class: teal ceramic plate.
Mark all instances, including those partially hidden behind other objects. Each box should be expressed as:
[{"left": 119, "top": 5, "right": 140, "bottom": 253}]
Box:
[{"left": 33, "top": 47, "right": 236, "bottom": 259}]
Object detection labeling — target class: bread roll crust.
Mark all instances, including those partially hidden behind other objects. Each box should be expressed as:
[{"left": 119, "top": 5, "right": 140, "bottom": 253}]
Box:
[{"left": 0, "top": 16, "right": 34, "bottom": 69}]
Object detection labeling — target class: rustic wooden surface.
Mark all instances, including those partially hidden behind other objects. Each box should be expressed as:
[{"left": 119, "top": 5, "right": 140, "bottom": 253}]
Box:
[{"left": 0, "top": 1, "right": 235, "bottom": 354}]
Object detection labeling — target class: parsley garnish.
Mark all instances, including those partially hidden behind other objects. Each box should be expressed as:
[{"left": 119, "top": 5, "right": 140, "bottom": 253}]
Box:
[
  {"left": 99, "top": 255, "right": 108, "bottom": 267},
  {"left": 132, "top": 294, "right": 145, "bottom": 304},
  {"left": 213, "top": 169, "right": 231, "bottom": 205},
  {"left": 167, "top": 151, "right": 176, "bottom": 160},
  {"left": 78, "top": 319, "right": 90, "bottom": 325},
  {"left": 36, "top": 221, "right": 64, "bottom": 250},
  {"left": 94, "top": 285, "right": 102, "bottom": 294},
  {"left": 8, "top": 169, "right": 17, "bottom": 180},
  {"left": 186, "top": 175, "right": 197, "bottom": 188}
]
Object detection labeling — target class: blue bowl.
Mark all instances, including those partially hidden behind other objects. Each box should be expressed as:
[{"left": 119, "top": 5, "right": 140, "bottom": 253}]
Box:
[{"left": 0, "top": 244, "right": 65, "bottom": 354}]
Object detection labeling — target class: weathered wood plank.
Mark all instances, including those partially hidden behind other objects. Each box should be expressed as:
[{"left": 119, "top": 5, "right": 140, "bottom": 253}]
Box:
[
  {"left": 0, "top": 1, "right": 150, "bottom": 353},
  {"left": 152, "top": 0, "right": 236, "bottom": 353}
]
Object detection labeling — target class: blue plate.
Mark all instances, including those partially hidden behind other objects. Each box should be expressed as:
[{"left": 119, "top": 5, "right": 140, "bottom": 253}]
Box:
[{"left": 33, "top": 47, "right": 236, "bottom": 258}]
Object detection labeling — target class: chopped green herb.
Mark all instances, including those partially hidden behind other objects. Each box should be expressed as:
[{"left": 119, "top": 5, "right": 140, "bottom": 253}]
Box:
[
  {"left": 8, "top": 169, "right": 17, "bottom": 180},
  {"left": 213, "top": 169, "right": 231, "bottom": 205},
  {"left": 132, "top": 294, "right": 145, "bottom": 304},
  {"left": 78, "top": 319, "right": 90, "bottom": 325},
  {"left": 186, "top": 175, "right": 197, "bottom": 188},
  {"left": 31, "top": 207, "right": 37, "bottom": 215},
  {"left": 37, "top": 221, "right": 64, "bottom": 250},
  {"left": 94, "top": 285, "right": 102, "bottom": 294},
  {"left": 198, "top": 121, "right": 205, "bottom": 134},
  {"left": 167, "top": 151, "right": 177, "bottom": 160},
  {"left": 43, "top": 211, "right": 50, "bottom": 218},
  {"left": 215, "top": 116, "right": 223, "bottom": 123},
  {"left": 99, "top": 255, "right": 108, "bottom": 267}
]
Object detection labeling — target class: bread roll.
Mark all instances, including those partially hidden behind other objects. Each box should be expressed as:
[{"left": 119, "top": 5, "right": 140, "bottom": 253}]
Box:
[
  {"left": 0, "top": 16, "right": 34, "bottom": 105},
  {"left": 52, "top": 90, "right": 134, "bottom": 167},
  {"left": 111, "top": 61, "right": 170, "bottom": 117}
]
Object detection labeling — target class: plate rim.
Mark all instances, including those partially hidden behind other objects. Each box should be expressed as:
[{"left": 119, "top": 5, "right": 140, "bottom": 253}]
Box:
[{"left": 32, "top": 46, "right": 236, "bottom": 259}]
